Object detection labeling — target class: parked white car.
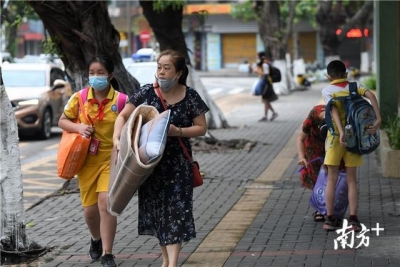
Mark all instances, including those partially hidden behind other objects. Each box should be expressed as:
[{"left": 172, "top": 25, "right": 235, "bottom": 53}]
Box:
[{"left": 126, "top": 61, "right": 158, "bottom": 87}]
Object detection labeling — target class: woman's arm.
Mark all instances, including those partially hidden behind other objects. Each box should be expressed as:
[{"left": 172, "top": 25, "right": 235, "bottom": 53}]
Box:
[
  {"left": 170, "top": 113, "right": 208, "bottom": 138},
  {"left": 296, "top": 131, "right": 308, "bottom": 166}
]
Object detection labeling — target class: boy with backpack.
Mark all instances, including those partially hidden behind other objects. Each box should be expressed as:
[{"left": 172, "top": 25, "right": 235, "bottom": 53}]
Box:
[{"left": 321, "top": 60, "right": 381, "bottom": 231}]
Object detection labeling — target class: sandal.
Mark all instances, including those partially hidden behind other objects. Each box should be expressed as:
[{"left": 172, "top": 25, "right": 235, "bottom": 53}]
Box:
[{"left": 313, "top": 211, "right": 325, "bottom": 222}]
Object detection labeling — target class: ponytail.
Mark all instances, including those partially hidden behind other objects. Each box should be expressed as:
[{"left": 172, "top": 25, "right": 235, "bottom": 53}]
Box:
[
  {"left": 178, "top": 65, "right": 189, "bottom": 86},
  {"left": 110, "top": 77, "right": 119, "bottom": 91}
]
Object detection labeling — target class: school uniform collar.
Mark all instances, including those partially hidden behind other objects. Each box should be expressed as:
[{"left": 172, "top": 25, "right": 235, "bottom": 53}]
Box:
[
  {"left": 87, "top": 86, "right": 116, "bottom": 100},
  {"left": 330, "top": 78, "right": 348, "bottom": 85}
]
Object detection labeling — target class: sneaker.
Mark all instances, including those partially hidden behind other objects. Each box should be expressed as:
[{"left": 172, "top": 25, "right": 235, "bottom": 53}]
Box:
[
  {"left": 101, "top": 254, "right": 116, "bottom": 267},
  {"left": 348, "top": 217, "right": 362, "bottom": 232},
  {"left": 258, "top": 117, "right": 268, "bottom": 122},
  {"left": 323, "top": 217, "right": 341, "bottom": 231},
  {"left": 89, "top": 238, "right": 102, "bottom": 260},
  {"left": 270, "top": 113, "right": 278, "bottom": 121}
]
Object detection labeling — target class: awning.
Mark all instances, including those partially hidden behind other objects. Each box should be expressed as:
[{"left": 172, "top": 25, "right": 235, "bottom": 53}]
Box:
[{"left": 24, "top": 32, "right": 44, "bottom": 41}]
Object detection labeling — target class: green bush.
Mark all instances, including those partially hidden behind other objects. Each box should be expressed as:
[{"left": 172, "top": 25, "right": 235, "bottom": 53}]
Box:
[
  {"left": 362, "top": 75, "right": 376, "bottom": 90},
  {"left": 382, "top": 114, "right": 400, "bottom": 150}
]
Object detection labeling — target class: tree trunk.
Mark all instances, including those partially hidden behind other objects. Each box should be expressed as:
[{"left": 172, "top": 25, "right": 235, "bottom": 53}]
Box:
[
  {"left": 139, "top": 1, "right": 190, "bottom": 63},
  {"left": 0, "top": 68, "right": 44, "bottom": 263},
  {"left": 255, "top": 0, "right": 282, "bottom": 60},
  {"left": 187, "top": 66, "right": 229, "bottom": 129},
  {"left": 139, "top": 1, "right": 228, "bottom": 129},
  {"left": 316, "top": 0, "right": 341, "bottom": 56},
  {"left": 29, "top": 1, "right": 140, "bottom": 95}
]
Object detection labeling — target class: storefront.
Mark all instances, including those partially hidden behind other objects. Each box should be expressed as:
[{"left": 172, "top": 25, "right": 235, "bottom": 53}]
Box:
[{"left": 183, "top": 4, "right": 261, "bottom": 71}]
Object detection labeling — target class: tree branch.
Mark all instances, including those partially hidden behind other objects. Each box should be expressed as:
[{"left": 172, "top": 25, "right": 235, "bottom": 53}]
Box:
[{"left": 337, "top": 1, "right": 373, "bottom": 41}]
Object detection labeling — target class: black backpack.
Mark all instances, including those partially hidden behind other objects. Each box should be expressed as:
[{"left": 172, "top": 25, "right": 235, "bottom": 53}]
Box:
[
  {"left": 269, "top": 65, "right": 281, "bottom": 83},
  {"left": 325, "top": 82, "right": 380, "bottom": 155}
]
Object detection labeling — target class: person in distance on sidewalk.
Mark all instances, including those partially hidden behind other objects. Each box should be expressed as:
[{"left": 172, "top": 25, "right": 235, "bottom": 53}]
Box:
[
  {"left": 255, "top": 51, "right": 278, "bottom": 122},
  {"left": 59, "top": 56, "right": 126, "bottom": 267},
  {"left": 321, "top": 60, "right": 381, "bottom": 232}
]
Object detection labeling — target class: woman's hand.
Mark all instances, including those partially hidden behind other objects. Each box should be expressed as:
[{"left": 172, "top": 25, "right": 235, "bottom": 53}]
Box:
[
  {"left": 169, "top": 124, "right": 181, "bottom": 137},
  {"left": 112, "top": 138, "right": 120, "bottom": 164},
  {"left": 298, "top": 158, "right": 308, "bottom": 167}
]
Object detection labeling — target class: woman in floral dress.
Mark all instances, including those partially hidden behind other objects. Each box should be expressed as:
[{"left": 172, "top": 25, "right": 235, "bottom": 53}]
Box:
[
  {"left": 113, "top": 49, "right": 209, "bottom": 267},
  {"left": 297, "top": 105, "right": 326, "bottom": 221}
]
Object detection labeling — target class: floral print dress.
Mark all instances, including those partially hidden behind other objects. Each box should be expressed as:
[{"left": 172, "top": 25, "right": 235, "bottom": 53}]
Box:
[
  {"left": 129, "top": 84, "right": 209, "bottom": 246},
  {"left": 300, "top": 105, "right": 326, "bottom": 190}
]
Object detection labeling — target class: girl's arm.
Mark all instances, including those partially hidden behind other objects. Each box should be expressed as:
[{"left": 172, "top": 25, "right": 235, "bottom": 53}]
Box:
[
  {"left": 58, "top": 114, "right": 93, "bottom": 137},
  {"left": 113, "top": 102, "right": 136, "bottom": 149}
]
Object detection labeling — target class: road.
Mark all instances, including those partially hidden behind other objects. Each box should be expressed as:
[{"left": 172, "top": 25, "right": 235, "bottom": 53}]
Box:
[{"left": 19, "top": 76, "right": 259, "bottom": 209}]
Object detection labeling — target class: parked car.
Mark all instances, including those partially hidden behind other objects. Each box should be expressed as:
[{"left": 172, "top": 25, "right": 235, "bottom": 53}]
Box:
[
  {"left": 1, "top": 51, "right": 13, "bottom": 63},
  {"left": 126, "top": 61, "right": 157, "bottom": 87},
  {"left": 2, "top": 63, "right": 70, "bottom": 139},
  {"left": 131, "top": 48, "right": 157, "bottom": 62}
]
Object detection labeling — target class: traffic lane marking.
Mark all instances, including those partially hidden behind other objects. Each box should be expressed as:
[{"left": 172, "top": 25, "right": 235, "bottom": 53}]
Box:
[
  {"left": 23, "top": 179, "right": 62, "bottom": 188},
  {"left": 215, "top": 93, "right": 257, "bottom": 115},
  {"left": 21, "top": 154, "right": 57, "bottom": 172},
  {"left": 208, "top": 88, "right": 224, "bottom": 95},
  {"left": 228, "top": 87, "right": 246, "bottom": 94}
]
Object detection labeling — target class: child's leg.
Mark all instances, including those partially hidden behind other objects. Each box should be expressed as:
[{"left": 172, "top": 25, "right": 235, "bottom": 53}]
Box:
[
  {"left": 346, "top": 167, "right": 358, "bottom": 216},
  {"left": 325, "top": 165, "right": 339, "bottom": 216}
]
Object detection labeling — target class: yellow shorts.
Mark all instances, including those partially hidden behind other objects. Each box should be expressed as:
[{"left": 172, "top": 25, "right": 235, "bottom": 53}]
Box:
[
  {"left": 324, "top": 133, "right": 363, "bottom": 167},
  {"left": 77, "top": 162, "right": 110, "bottom": 207}
]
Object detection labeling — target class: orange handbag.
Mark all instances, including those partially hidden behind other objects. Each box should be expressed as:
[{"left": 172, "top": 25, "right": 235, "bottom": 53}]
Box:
[{"left": 57, "top": 91, "right": 91, "bottom": 179}]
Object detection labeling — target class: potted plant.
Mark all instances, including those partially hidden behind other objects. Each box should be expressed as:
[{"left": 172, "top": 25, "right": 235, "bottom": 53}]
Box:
[{"left": 380, "top": 114, "right": 400, "bottom": 177}]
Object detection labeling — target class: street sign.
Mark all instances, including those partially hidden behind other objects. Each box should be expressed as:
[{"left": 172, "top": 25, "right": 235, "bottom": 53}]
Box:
[{"left": 140, "top": 31, "right": 151, "bottom": 43}]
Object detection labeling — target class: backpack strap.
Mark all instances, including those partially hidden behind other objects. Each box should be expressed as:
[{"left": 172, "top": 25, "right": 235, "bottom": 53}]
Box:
[
  {"left": 77, "top": 87, "right": 89, "bottom": 115},
  {"left": 348, "top": 81, "right": 359, "bottom": 100},
  {"left": 80, "top": 87, "right": 89, "bottom": 103},
  {"left": 116, "top": 92, "right": 128, "bottom": 113}
]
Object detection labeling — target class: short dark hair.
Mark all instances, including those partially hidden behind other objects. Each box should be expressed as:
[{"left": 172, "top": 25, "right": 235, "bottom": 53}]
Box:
[
  {"left": 327, "top": 60, "right": 347, "bottom": 78},
  {"left": 257, "top": 51, "right": 266, "bottom": 60}
]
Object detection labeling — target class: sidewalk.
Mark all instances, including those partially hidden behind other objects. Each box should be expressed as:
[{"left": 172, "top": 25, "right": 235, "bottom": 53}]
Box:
[{"left": 23, "top": 81, "right": 400, "bottom": 267}]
